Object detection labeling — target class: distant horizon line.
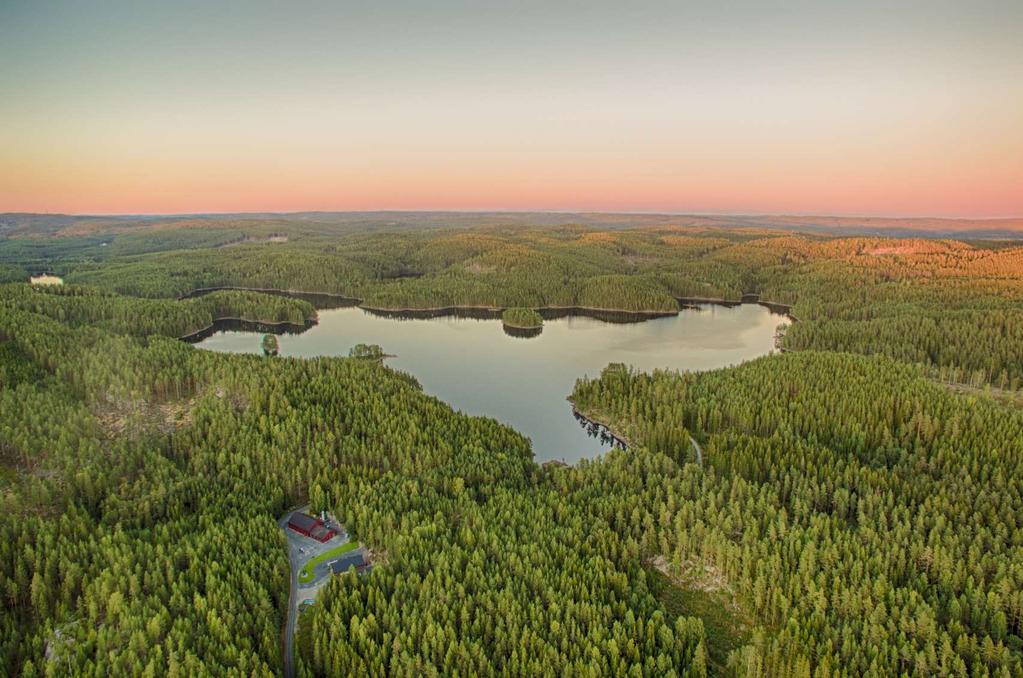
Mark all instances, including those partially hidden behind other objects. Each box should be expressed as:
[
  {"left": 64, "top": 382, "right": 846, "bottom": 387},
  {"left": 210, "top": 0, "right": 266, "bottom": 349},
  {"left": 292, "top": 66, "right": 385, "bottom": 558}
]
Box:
[{"left": 4, "top": 209, "right": 1022, "bottom": 222}]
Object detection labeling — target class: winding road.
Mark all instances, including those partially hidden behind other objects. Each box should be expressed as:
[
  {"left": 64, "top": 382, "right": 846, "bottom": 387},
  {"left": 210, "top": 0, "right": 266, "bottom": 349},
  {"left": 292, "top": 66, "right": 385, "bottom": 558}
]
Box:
[
  {"left": 277, "top": 511, "right": 301, "bottom": 678},
  {"left": 278, "top": 508, "right": 359, "bottom": 677}
]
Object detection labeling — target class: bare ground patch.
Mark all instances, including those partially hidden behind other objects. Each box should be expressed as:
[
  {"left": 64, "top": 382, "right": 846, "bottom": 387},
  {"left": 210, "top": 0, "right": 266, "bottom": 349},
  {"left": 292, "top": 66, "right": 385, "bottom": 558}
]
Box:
[
  {"left": 93, "top": 386, "right": 248, "bottom": 439},
  {"left": 364, "top": 546, "right": 388, "bottom": 568},
  {"left": 464, "top": 261, "right": 496, "bottom": 275},
  {"left": 865, "top": 243, "right": 932, "bottom": 256},
  {"left": 651, "top": 555, "right": 733, "bottom": 595},
  {"left": 647, "top": 555, "right": 752, "bottom": 671}
]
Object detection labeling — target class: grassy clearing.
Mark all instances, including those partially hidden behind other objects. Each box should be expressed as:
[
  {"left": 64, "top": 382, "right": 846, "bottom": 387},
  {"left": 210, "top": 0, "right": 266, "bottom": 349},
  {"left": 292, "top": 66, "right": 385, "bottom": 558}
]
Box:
[
  {"left": 298, "top": 541, "right": 358, "bottom": 584},
  {"left": 938, "top": 380, "right": 1023, "bottom": 409},
  {"left": 646, "top": 566, "right": 750, "bottom": 673}
]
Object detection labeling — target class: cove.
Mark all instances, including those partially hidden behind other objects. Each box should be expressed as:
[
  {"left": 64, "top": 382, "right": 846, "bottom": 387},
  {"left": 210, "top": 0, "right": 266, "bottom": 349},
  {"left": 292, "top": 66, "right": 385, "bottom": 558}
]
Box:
[{"left": 195, "top": 304, "right": 782, "bottom": 463}]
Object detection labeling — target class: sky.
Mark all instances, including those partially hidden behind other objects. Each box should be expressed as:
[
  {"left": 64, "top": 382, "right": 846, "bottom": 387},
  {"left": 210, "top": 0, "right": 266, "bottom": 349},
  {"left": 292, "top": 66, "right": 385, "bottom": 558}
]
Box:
[{"left": 1, "top": 0, "right": 1021, "bottom": 217}]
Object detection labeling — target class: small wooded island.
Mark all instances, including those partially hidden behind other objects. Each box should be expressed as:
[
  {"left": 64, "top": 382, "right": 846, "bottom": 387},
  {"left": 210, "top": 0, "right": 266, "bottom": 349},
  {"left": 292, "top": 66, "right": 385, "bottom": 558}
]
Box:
[
  {"left": 348, "top": 343, "right": 387, "bottom": 360},
  {"left": 501, "top": 307, "right": 543, "bottom": 338},
  {"left": 261, "top": 334, "right": 279, "bottom": 356}
]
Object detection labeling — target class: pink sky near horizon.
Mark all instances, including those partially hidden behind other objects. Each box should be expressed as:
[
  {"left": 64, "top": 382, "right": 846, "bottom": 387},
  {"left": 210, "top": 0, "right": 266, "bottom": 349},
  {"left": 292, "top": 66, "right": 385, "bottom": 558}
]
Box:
[
  {"left": 5, "top": 150, "right": 1019, "bottom": 218},
  {"left": 2, "top": 1, "right": 1021, "bottom": 218}
]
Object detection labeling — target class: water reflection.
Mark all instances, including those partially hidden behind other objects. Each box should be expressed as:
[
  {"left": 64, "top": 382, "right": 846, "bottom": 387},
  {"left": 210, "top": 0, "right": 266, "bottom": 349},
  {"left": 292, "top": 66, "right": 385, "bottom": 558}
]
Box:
[
  {"left": 574, "top": 410, "right": 627, "bottom": 450},
  {"left": 503, "top": 324, "right": 542, "bottom": 339},
  {"left": 195, "top": 304, "right": 782, "bottom": 463}
]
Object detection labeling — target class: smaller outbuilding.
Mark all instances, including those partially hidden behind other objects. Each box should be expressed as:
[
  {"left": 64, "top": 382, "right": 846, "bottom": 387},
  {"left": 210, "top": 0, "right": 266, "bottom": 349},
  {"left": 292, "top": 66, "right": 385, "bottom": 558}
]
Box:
[{"left": 329, "top": 550, "right": 370, "bottom": 575}]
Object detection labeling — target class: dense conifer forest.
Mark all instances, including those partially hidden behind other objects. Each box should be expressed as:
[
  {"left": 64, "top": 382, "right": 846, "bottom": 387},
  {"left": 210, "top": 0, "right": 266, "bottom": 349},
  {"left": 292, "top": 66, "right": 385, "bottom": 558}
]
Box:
[{"left": 2, "top": 218, "right": 1022, "bottom": 676}]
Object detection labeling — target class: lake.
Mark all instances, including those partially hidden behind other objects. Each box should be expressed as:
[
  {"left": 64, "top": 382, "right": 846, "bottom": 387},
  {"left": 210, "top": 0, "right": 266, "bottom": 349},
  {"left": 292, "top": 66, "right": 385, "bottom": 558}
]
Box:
[{"left": 196, "top": 304, "right": 782, "bottom": 463}]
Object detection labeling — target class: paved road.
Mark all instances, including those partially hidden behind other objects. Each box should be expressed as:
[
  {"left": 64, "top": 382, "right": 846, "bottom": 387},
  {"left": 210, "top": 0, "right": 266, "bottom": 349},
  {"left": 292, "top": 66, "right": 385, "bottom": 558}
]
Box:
[
  {"left": 278, "top": 508, "right": 354, "bottom": 678},
  {"left": 277, "top": 510, "right": 301, "bottom": 678}
]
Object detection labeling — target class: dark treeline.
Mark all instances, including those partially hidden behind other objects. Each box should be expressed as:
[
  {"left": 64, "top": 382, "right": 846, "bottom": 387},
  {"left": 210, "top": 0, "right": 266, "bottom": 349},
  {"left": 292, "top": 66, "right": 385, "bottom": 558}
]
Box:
[
  {"left": 0, "top": 264, "right": 29, "bottom": 283},
  {"left": 0, "top": 283, "right": 315, "bottom": 339}
]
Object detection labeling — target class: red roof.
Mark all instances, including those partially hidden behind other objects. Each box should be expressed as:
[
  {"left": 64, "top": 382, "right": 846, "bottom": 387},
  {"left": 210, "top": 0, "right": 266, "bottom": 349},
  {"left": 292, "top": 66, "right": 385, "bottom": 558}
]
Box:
[
  {"left": 287, "top": 513, "right": 337, "bottom": 542},
  {"left": 288, "top": 512, "right": 320, "bottom": 531}
]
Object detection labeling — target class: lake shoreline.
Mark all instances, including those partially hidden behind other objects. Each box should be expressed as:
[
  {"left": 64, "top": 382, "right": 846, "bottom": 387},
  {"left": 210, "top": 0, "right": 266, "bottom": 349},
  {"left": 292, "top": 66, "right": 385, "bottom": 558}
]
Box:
[
  {"left": 675, "top": 295, "right": 795, "bottom": 319},
  {"left": 361, "top": 304, "right": 679, "bottom": 321},
  {"left": 568, "top": 400, "right": 632, "bottom": 451},
  {"left": 179, "top": 316, "right": 316, "bottom": 342},
  {"left": 501, "top": 318, "right": 543, "bottom": 338},
  {"left": 176, "top": 286, "right": 798, "bottom": 355},
  {"left": 502, "top": 321, "right": 542, "bottom": 329},
  {"left": 176, "top": 285, "right": 787, "bottom": 322},
  {"left": 192, "top": 301, "right": 779, "bottom": 464}
]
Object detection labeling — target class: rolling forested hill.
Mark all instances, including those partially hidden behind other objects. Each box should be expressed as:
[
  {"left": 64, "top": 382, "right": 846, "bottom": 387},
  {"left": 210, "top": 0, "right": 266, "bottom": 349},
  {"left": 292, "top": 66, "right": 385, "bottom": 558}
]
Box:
[{"left": 1, "top": 216, "right": 1022, "bottom": 676}]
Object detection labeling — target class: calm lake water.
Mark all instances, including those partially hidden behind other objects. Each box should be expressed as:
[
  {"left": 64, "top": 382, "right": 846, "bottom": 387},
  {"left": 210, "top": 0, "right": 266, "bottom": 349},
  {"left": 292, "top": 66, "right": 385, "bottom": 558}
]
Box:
[{"left": 197, "top": 304, "right": 782, "bottom": 463}]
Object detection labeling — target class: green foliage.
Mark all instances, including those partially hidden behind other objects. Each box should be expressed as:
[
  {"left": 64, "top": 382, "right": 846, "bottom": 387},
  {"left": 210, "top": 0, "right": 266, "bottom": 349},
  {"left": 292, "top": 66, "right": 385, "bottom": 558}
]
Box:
[
  {"left": 646, "top": 567, "right": 749, "bottom": 673},
  {"left": 0, "top": 283, "right": 314, "bottom": 338},
  {"left": 261, "top": 334, "right": 279, "bottom": 355},
  {"left": 301, "top": 482, "right": 708, "bottom": 676},
  {"left": 3, "top": 296, "right": 702, "bottom": 676},
  {"left": 65, "top": 246, "right": 374, "bottom": 299},
  {"left": 348, "top": 343, "right": 385, "bottom": 360},
  {"left": 0, "top": 263, "right": 28, "bottom": 283},
  {"left": 572, "top": 351, "right": 1023, "bottom": 675},
  {"left": 0, "top": 342, "right": 43, "bottom": 389},
  {"left": 3, "top": 221, "right": 1023, "bottom": 676},
  {"left": 29, "top": 226, "right": 1021, "bottom": 386}
]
